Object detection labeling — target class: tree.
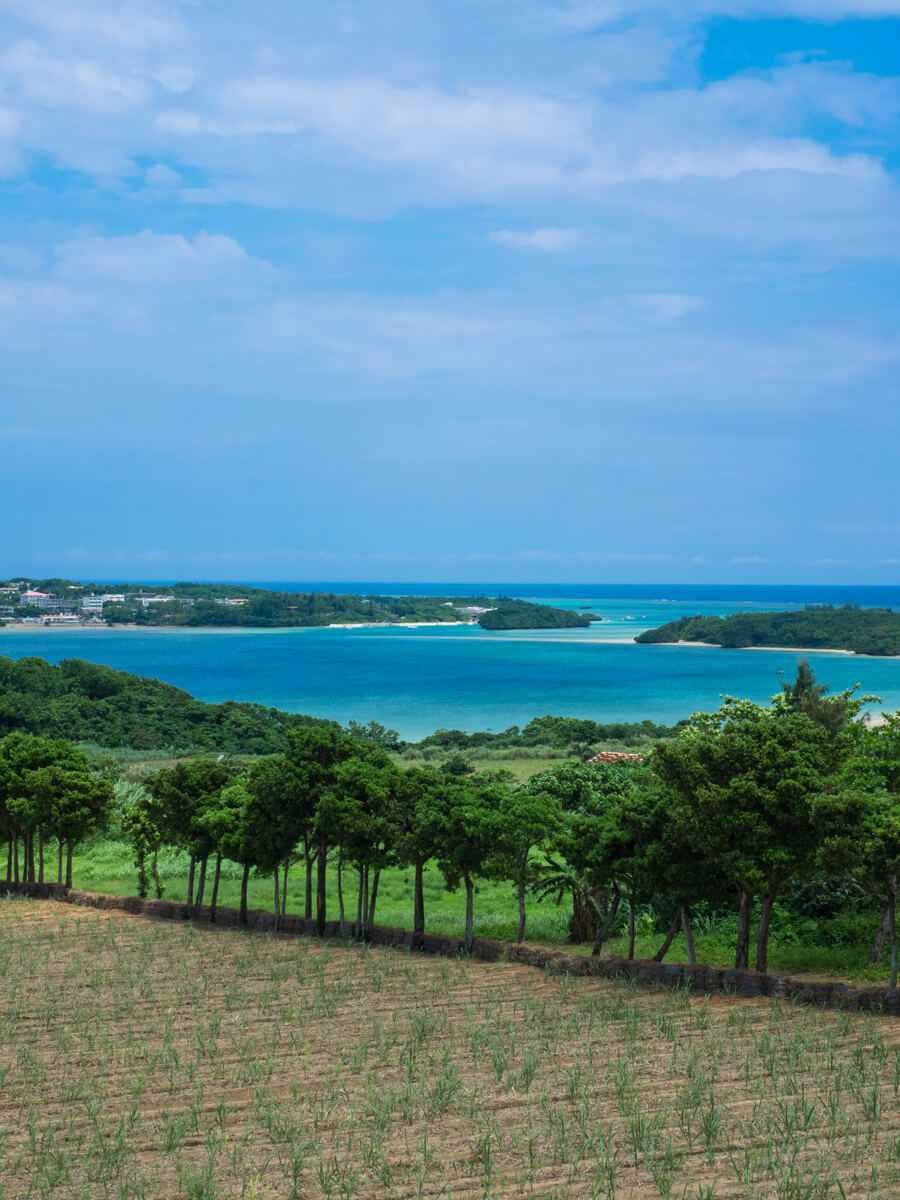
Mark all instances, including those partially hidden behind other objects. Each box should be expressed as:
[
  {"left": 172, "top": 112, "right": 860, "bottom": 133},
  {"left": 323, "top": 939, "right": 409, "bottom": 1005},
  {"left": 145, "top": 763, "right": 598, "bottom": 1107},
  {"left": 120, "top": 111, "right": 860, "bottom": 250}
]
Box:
[
  {"left": 653, "top": 699, "right": 844, "bottom": 972},
  {"left": 26, "top": 765, "right": 113, "bottom": 886},
  {"left": 434, "top": 774, "right": 509, "bottom": 953},
  {"left": 328, "top": 751, "right": 401, "bottom": 937},
  {"left": 282, "top": 726, "right": 367, "bottom": 936},
  {"left": 814, "top": 788, "right": 900, "bottom": 988},
  {"left": 525, "top": 760, "right": 631, "bottom": 944},
  {"left": 197, "top": 781, "right": 259, "bottom": 923},
  {"left": 394, "top": 767, "right": 458, "bottom": 949},
  {"left": 0, "top": 732, "right": 95, "bottom": 884},
  {"left": 486, "top": 786, "right": 561, "bottom": 943},
  {"left": 243, "top": 756, "right": 309, "bottom": 929},
  {"left": 145, "top": 760, "right": 232, "bottom": 912}
]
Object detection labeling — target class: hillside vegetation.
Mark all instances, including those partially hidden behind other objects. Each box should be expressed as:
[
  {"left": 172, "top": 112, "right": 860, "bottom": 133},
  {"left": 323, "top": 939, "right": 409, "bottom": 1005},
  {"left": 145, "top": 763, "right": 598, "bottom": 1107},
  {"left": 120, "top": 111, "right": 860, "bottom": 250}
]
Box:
[
  {"left": 635, "top": 604, "right": 900, "bottom": 656},
  {"left": 0, "top": 655, "right": 332, "bottom": 753}
]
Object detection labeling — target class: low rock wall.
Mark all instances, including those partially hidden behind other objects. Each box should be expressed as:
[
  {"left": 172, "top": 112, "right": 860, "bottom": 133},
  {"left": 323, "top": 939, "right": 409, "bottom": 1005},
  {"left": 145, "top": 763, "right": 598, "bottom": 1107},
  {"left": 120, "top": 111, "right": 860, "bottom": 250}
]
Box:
[{"left": 4, "top": 881, "right": 897, "bottom": 1015}]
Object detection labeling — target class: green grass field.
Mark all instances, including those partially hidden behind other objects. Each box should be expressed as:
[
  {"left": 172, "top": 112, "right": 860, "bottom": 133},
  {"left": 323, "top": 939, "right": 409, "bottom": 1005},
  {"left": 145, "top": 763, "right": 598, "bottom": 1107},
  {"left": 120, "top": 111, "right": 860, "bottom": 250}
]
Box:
[{"left": 61, "top": 837, "right": 893, "bottom": 987}]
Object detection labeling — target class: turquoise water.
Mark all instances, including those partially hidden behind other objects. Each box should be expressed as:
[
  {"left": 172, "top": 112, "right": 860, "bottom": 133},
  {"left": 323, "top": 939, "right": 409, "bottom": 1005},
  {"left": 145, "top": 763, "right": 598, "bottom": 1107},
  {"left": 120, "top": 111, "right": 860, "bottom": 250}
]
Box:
[{"left": 2, "top": 587, "right": 899, "bottom": 738}]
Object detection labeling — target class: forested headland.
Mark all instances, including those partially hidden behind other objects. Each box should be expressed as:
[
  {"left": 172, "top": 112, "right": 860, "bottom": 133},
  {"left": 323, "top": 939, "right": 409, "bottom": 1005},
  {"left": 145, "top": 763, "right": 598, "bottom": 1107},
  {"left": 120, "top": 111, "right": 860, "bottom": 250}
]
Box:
[
  {"left": 635, "top": 604, "right": 900, "bottom": 656},
  {"left": 1, "top": 577, "right": 591, "bottom": 630}
]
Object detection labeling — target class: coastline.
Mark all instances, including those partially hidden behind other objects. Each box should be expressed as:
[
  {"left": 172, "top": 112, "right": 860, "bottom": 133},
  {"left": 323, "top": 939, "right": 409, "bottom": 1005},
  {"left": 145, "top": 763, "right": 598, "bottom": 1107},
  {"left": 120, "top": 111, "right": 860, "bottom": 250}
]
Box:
[{"left": 643, "top": 639, "right": 900, "bottom": 660}]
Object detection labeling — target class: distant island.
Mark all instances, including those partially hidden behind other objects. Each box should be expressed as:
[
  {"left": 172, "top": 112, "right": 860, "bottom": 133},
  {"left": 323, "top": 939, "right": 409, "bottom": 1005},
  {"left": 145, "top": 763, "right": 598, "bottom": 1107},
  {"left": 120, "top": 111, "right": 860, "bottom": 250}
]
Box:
[
  {"left": 635, "top": 604, "right": 900, "bottom": 656},
  {"left": 0, "top": 578, "right": 592, "bottom": 632}
]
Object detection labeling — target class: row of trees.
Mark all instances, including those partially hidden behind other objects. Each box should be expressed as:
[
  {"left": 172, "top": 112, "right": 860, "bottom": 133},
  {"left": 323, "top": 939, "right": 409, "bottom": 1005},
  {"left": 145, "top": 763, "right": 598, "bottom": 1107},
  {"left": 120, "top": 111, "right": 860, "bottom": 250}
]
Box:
[
  {"left": 3, "top": 662, "right": 899, "bottom": 984},
  {"left": 0, "top": 734, "right": 113, "bottom": 886},
  {"left": 129, "top": 735, "right": 550, "bottom": 953}
]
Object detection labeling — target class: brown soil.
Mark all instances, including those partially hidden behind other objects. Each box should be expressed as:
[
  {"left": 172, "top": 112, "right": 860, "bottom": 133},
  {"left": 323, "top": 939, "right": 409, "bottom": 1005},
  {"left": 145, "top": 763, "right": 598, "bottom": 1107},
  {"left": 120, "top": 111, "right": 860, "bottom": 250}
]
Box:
[{"left": 3, "top": 899, "right": 900, "bottom": 1199}]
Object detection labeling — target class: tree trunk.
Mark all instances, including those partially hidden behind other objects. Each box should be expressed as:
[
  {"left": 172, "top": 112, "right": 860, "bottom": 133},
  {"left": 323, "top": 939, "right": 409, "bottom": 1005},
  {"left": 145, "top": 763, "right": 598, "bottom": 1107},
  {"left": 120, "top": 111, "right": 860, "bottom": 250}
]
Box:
[
  {"left": 13, "top": 837, "right": 19, "bottom": 885},
  {"left": 57, "top": 840, "right": 63, "bottom": 886},
  {"left": 464, "top": 873, "right": 474, "bottom": 954},
  {"left": 627, "top": 896, "right": 636, "bottom": 960},
  {"left": 239, "top": 862, "right": 250, "bottom": 924},
  {"left": 591, "top": 887, "right": 622, "bottom": 957},
  {"left": 653, "top": 910, "right": 681, "bottom": 962},
  {"left": 356, "top": 869, "right": 364, "bottom": 938},
  {"left": 135, "top": 849, "right": 149, "bottom": 899},
  {"left": 273, "top": 864, "right": 280, "bottom": 932},
  {"left": 5, "top": 839, "right": 10, "bottom": 885},
  {"left": 195, "top": 856, "right": 208, "bottom": 913},
  {"left": 210, "top": 854, "right": 222, "bottom": 923},
  {"left": 65, "top": 842, "right": 73, "bottom": 888},
  {"left": 316, "top": 832, "right": 327, "bottom": 937},
  {"left": 517, "top": 878, "right": 527, "bottom": 944},
  {"left": 755, "top": 890, "right": 777, "bottom": 974},
  {"left": 362, "top": 864, "right": 369, "bottom": 939},
  {"left": 187, "top": 856, "right": 196, "bottom": 909},
  {"left": 152, "top": 850, "right": 163, "bottom": 898},
  {"left": 413, "top": 859, "right": 425, "bottom": 950},
  {"left": 25, "top": 830, "right": 35, "bottom": 884},
  {"left": 282, "top": 854, "right": 289, "bottom": 919},
  {"left": 870, "top": 902, "right": 892, "bottom": 964},
  {"left": 37, "top": 829, "right": 44, "bottom": 884},
  {"left": 304, "top": 841, "right": 313, "bottom": 920},
  {"left": 682, "top": 905, "right": 696, "bottom": 966},
  {"left": 735, "top": 889, "right": 753, "bottom": 970},
  {"left": 369, "top": 870, "right": 380, "bottom": 929},
  {"left": 337, "top": 851, "right": 345, "bottom": 936},
  {"left": 890, "top": 887, "right": 898, "bottom": 992}
]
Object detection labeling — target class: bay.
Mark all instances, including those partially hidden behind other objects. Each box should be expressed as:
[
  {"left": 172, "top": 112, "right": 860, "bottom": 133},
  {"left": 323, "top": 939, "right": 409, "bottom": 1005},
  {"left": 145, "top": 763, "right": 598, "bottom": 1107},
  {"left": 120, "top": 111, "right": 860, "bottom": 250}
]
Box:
[{"left": 2, "top": 584, "right": 900, "bottom": 739}]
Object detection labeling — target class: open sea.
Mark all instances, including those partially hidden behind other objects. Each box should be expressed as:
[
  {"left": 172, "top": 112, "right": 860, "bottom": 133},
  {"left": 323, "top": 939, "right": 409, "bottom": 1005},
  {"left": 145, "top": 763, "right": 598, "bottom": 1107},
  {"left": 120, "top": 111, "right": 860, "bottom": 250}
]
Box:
[{"left": 2, "top": 584, "right": 900, "bottom": 739}]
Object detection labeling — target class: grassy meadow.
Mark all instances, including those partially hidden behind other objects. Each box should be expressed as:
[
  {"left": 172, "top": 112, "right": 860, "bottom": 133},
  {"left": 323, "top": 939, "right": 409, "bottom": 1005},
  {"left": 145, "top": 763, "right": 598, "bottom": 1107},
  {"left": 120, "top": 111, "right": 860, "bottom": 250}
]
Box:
[{"left": 3, "top": 900, "right": 900, "bottom": 1200}]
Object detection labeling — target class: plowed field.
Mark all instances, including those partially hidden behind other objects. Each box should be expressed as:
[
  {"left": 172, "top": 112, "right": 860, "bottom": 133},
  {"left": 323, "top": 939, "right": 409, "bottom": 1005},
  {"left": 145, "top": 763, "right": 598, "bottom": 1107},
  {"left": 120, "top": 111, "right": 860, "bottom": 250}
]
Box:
[{"left": 2, "top": 899, "right": 900, "bottom": 1199}]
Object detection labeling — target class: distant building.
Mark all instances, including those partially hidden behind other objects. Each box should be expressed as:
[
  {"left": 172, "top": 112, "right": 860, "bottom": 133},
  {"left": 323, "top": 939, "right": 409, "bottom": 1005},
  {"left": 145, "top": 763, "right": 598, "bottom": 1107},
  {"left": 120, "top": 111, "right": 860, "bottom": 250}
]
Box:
[
  {"left": 20, "top": 590, "right": 74, "bottom": 613},
  {"left": 134, "top": 594, "right": 176, "bottom": 608},
  {"left": 81, "top": 593, "right": 125, "bottom": 612}
]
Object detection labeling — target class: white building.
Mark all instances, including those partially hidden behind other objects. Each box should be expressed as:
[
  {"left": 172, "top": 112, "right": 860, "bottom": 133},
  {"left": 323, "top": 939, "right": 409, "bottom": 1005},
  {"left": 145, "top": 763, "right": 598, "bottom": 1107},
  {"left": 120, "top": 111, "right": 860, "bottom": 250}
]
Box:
[{"left": 20, "top": 590, "right": 74, "bottom": 613}]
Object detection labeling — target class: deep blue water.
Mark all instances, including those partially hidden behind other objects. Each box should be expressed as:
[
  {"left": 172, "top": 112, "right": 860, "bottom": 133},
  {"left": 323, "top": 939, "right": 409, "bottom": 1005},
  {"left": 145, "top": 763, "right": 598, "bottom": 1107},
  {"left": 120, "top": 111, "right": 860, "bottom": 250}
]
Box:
[{"left": 3, "top": 585, "right": 899, "bottom": 738}]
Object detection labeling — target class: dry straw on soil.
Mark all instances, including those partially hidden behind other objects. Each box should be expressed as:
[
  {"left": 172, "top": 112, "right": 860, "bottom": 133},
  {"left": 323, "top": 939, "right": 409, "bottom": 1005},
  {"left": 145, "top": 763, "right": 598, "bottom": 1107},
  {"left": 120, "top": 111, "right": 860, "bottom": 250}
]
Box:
[{"left": 3, "top": 899, "right": 900, "bottom": 1199}]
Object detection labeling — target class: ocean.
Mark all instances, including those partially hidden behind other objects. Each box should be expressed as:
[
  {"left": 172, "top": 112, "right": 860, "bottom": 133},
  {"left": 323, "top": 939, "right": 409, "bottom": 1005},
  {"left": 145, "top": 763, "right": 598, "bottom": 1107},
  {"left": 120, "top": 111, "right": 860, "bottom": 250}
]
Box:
[{"left": 2, "top": 584, "right": 899, "bottom": 739}]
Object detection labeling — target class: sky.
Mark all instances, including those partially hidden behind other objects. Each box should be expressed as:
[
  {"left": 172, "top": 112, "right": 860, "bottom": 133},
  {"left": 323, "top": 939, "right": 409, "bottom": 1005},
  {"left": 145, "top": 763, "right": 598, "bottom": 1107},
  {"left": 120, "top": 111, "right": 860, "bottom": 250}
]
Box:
[{"left": 1, "top": 0, "right": 899, "bottom": 584}]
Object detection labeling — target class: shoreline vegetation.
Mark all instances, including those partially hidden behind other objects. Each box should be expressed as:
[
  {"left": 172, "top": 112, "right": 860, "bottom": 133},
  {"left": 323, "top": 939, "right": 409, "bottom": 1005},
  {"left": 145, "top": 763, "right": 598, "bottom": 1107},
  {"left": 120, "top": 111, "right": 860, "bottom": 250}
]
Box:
[
  {"left": 636, "top": 604, "right": 900, "bottom": 656},
  {"left": 0, "top": 577, "right": 591, "bottom": 632}
]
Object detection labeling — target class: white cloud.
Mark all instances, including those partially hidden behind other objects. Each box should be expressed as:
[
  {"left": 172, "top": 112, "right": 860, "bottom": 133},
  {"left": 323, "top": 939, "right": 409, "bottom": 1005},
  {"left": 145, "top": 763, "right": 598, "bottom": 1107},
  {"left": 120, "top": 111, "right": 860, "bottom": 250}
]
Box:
[
  {"left": 52, "top": 230, "right": 275, "bottom": 287},
  {"left": 558, "top": 0, "right": 900, "bottom": 26},
  {"left": 143, "top": 162, "right": 181, "bottom": 188},
  {"left": 627, "top": 293, "right": 704, "bottom": 321},
  {"left": 0, "top": 40, "right": 148, "bottom": 110},
  {"left": 490, "top": 226, "right": 583, "bottom": 251}
]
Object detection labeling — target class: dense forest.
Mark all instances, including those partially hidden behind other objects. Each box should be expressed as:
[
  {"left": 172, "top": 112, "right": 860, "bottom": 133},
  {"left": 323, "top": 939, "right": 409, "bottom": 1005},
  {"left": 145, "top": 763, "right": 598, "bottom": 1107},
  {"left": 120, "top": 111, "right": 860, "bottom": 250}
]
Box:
[
  {"left": 2, "top": 578, "right": 590, "bottom": 630},
  {"left": 416, "top": 715, "right": 680, "bottom": 752},
  {"left": 0, "top": 656, "right": 333, "bottom": 753},
  {"left": 635, "top": 605, "right": 900, "bottom": 656},
  {"left": 477, "top": 600, "right": 591, "bottom": 630}
]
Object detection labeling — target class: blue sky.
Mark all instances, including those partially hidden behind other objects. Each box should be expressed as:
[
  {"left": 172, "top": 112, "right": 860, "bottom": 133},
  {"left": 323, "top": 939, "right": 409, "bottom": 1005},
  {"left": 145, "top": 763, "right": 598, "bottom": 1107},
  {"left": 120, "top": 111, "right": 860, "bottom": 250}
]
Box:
[{"left": 1, "top": 0, "right": 898, "bottom": 584}]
